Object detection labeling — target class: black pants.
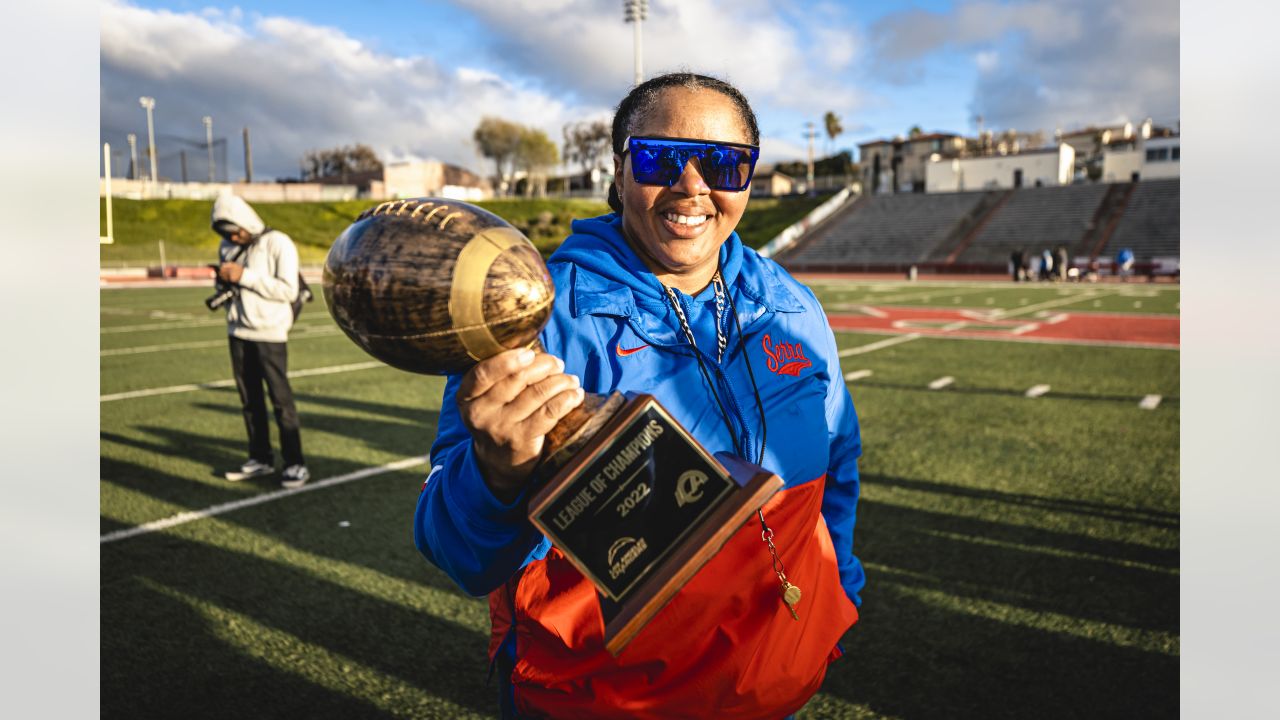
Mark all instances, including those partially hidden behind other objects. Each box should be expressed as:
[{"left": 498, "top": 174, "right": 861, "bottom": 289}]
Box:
[{"left": 229, "top": 336, "right": 304, "bottom": 467}]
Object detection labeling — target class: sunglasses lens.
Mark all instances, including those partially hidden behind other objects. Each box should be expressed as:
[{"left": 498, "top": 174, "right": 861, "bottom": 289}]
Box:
[
  {"left": 703, "top": 147, "right": 753, "bottom": 191},
  {"left": 629, "top": 138, "right": 757, "bottom": 191}
]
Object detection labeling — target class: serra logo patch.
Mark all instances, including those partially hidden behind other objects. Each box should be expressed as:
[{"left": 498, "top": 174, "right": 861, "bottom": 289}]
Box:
[{"left": 761, "top": 334, "right": 812, "bottom": 376}]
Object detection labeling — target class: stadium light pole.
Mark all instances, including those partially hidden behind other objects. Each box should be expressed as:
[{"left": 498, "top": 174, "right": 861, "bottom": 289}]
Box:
[
  {"left": 623, "top": 0, "right": 648, "bottom": 86},
  {"left": 126, "top": 133, "right": 138, "bottom": 181},
  {"left": 203, "top": 116, "right": 216, "bottom": 182},
  {"left": 139, "top": 96, "right": 157, "bottom": 184}
]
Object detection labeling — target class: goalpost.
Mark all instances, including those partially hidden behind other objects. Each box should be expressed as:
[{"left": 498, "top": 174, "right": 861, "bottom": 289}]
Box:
[{"left": 101, "top": 142, "right": 114, "bottom": 245}]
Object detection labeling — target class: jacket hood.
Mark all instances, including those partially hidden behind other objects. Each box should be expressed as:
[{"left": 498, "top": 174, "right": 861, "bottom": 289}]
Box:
[
  {"left": 547, "top": 212, "right": 798, "bottom": 325},
  {"left": 211, "top": 194, "right": 266, "bottom": 236}
]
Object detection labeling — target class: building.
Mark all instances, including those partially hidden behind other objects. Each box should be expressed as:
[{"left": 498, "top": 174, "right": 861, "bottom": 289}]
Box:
[
  {"left": 1059, "top": 119, "right": 1177, "bottom": 181},
  {"left": 926, "top": 144, "right": 1075, "bottom": 192},
  {"left": 749, "top": 170, "right": 795, "bottom": 197},
  {"left": 859, "top": 133, "right": 967, "bottom": 194},
  {"left": 375, "top": 160, "right": 490, "bottom": 201},
  {"left": 1101, "top": 134, "right": 1180, "bottom": 182}
]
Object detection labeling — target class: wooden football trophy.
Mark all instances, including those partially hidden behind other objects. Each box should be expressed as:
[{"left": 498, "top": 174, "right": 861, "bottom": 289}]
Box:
[{"left": 324, "top": 198, "right": 781, "bottom": 654}]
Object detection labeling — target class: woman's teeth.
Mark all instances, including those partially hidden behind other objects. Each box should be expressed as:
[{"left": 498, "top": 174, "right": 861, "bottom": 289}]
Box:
[{"left": 663, "top": 212, "right": 708, "bottom": 226}]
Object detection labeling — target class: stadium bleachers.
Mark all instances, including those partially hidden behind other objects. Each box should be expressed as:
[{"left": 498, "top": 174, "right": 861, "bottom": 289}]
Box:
[
  {"left": 785, "top": 191, "right": 987, "bottom": 265},
  {"left": 955, "top": 184, "right": 1110, "bottom": 264},
  {"left": 779, "top": 180, "right": 1179, "bottom": 272},
  {"left": 1102, "top": 179, "right": 1180, "bottom": 260}
]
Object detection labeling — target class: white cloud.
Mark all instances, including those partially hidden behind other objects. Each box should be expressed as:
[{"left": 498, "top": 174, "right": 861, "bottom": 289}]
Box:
[
  {"left": 99, "top": 0, "right": 602, "bottom": 180},
  {"left": 450, "top": 0, "right": 865, "bottom": 119},
  {"left": 870, "top": 0, "right": 1179, "bottom": 132}
]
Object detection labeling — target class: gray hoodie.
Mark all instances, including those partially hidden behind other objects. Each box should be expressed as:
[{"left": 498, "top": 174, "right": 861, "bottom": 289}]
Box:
[{"left": 211, "top": 194, "right": 300, "bottom": 343}]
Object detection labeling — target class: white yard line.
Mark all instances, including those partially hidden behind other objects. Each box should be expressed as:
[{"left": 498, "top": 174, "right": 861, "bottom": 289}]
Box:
[
  {"left": 1025, "top": 384, "right": 1051, "bottom": 398},
  {"left": 928, "top": 376, "right": 954, "bottom": 390},
  {"left": 843, "top": 369, "right": 873, "bottom": 381},
  {"left": 102, "top": 318, "right": 334, "bottom": 335},
  {"left": 100, "top": 361, "right": 385, "bottom": 402},
  {"left": 102, "top": 327, "right": 341, "bottom": 356},
  {"left": 838, "top": 333, "right": 922, "bottom": 357},
  {"left": 994, "top": 291, "right": 1113, "bottom": 319},
  {"left": 1139, "top": 394, "right": 1163, "bottom": 410},
  {"left": 102, "top": 319, "right": 228, "bottom": 334},
  {"left": 101, "top": 455, "right": 430, "bottom": 544},
  {"left": 832, "top": 327, "right": 1178, "bottom": 351},
  {"left": 103, "top": 339, "right": 239, "bottom": 356},
  {"left": 857, "top": 286, "right": 993, "bottom": 305}
]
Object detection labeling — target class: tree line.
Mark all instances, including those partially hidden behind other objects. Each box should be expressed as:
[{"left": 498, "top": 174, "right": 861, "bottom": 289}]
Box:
[{"left": 300, "top": 109, "right": 850, "bottom": 194}]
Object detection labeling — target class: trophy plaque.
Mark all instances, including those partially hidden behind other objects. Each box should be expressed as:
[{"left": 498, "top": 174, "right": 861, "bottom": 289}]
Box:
[{"left": 324, "top": 198, "right": 782, "bottom": 654}]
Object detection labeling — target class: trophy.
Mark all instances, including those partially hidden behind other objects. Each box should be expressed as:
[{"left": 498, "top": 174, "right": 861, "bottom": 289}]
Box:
[{"left": 323, "top": 198, "right": 782, "bottom": 654}]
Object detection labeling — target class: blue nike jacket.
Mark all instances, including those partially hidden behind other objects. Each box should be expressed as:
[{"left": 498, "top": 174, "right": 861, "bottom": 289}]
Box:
[{"left": 414, "top": 214, "right": 864, "bottom": 719}]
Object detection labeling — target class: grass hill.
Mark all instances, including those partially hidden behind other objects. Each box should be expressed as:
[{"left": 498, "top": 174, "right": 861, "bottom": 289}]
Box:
[{"left": 99, "top": 194, "right": 829, "bottom": 268}]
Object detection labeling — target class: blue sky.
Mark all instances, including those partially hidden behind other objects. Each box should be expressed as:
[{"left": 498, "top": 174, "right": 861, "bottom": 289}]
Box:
[{"left": 102, "top": 0, "right": 1179, "bottom": 180}]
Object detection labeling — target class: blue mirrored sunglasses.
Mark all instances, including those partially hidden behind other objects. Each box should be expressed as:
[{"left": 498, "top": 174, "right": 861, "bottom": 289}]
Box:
[{"left": 624, "top": 135, "right": 760, "bottom": 192}]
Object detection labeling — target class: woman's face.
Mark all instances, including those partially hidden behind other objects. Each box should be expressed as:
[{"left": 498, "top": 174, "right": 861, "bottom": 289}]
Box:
[{"left": 614, "top": 87, "right": 753, "bottom": 288}]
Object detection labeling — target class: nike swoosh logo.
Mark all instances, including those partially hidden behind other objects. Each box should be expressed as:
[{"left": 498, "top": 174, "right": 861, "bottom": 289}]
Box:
[{"left": 616, "top": 344, "right": 649, "bottom": 357}]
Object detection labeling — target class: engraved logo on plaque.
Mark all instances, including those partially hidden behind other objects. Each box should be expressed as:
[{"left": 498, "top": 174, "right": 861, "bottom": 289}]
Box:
[
  {"left": 608, "top": 536, "right": 649, "bottom": 580},
  {"left": 676, "top": 469, "right": 709, "bottom": 507}
]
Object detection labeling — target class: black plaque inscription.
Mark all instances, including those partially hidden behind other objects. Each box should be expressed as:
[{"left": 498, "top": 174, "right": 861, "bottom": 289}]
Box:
[{"left": 531, "top": 399, "right": 736, "bottom": 601}]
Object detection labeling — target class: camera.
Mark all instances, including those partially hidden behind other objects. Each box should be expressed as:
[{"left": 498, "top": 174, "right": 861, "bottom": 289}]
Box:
[{"left": 205, "top": 282, "right": 239, "bottom": 311}]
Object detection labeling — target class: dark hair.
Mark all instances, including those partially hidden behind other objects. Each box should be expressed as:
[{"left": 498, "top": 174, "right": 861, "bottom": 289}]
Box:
[{"left": 607, "top": 72, "right": 760, "bottom": 213}]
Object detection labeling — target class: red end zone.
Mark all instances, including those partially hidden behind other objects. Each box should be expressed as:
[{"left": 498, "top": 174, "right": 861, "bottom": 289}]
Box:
[{"left": 827, "top": 307, "right": 1179, "bottom": 349}]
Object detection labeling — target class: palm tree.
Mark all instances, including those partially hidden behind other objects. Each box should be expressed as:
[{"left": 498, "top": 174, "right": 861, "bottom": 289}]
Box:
[{"left": 823, "top": 111, "right": 843, "bottom": 157}]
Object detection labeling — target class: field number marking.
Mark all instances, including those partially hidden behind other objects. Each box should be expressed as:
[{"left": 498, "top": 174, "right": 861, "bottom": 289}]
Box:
[
  {"left": 1025, "top": 384, "right": 1051, "bottom": 398},
  {"left": 100, "top": 455, "right": 430, "bottom": 544}
]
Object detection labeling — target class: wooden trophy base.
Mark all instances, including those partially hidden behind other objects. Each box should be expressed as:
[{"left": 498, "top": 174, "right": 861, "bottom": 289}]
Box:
[{"left": 527, "top": 394, "right": 783, "bottom": 656}]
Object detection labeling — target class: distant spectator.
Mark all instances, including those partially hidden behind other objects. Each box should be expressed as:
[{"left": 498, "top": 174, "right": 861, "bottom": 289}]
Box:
[
  {"left": 1041, "top": 248, "right": 1054, "bottom": 281},
  {"left": 1010, "top": 248, "right": 1024, "bottom": 282},
  {"left": 1055, "top": 245, "right": 1069, "bottom": 282},
  {"left": 1117, "top": 247, "right": 1135, "bottom": 282}
]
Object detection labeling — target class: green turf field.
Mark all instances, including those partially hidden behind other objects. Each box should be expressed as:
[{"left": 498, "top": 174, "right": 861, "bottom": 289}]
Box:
[{"left": 101, "top": 280, "right": 1178, "bottom": 719}]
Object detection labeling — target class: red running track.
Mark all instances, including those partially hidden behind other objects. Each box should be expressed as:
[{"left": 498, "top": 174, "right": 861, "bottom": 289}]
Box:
[{"left": 827, "top": 306, "right": 1179, "bottom": 349}]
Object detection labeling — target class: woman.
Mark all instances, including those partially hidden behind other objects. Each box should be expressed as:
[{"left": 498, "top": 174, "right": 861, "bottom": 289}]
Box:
[{"left": 415, "top": 72, "right": 865, "bottom": 719}]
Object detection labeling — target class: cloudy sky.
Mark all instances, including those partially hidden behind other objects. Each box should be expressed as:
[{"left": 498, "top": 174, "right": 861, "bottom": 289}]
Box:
[{"left": 100, "top": 0, "right": 1180, "bottom": 181}]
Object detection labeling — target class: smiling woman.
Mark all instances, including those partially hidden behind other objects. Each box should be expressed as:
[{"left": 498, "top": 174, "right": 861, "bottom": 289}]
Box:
[
  {"left": 609, "top": 75, "right": 760, "bottom": 294},
  {"left": 415, "top": 72, "right": 866, "bottom": 720}
]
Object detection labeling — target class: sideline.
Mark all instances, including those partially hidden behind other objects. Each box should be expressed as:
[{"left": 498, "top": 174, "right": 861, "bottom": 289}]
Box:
[
  {"left": 101, "top": 455, "right": 429, "bottom": 544},
  {"left": 100, "top": 360, "right": 385, "bottom": 402}
]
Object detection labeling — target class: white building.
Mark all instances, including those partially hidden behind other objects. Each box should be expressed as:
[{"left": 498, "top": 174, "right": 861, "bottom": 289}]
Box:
[
  {"left": 1100, "top": 134, "right": 1180, "bottom": 182},
  {"left": 376, "top": 160, "right": 489, "bottom": 201},
  {"left": 926, "top": 144, "right": 1074, "bottom": 193}
]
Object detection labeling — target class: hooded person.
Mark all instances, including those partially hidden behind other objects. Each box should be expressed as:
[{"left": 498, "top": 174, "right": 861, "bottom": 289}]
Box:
[{"left": 210, "top": 193, "right": 309, "bottom": 487}]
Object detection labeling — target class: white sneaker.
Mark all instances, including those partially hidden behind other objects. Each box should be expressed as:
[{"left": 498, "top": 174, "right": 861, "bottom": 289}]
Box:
[
  {"left": 226, "top": 459, "right": 273, "bottom": 482},
  {"left": 281, "top": 464, "right": 311, "bottom": 489}
]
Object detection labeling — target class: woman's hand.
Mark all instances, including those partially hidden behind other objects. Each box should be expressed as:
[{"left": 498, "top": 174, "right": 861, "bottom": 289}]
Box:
[{"left": 457, "top": 348, "right": 585, "bottom": 503}]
